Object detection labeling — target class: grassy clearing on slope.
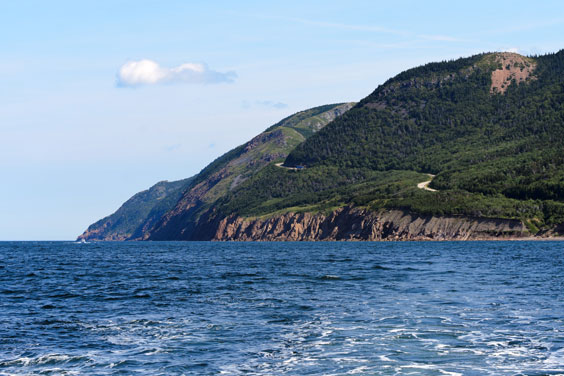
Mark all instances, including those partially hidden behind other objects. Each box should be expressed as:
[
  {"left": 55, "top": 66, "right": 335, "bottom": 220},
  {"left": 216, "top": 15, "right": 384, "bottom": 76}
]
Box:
[
  {"left": 218, "top": 162, "right": 564, "bottom": 233},
  {"left": 218, "top": 166, "right": 428, "bottom": 217}
]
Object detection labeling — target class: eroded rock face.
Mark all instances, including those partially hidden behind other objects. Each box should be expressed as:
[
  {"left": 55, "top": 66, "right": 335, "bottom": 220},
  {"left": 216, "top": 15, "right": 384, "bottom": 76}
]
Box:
[
  {"left": 148, "top": 103, "right": 355, "bottom": 240},
  {"left": 212, "top": 208, "right": 529, "bottom": 241},
  {"left": 490, "top": 52, "right": 536, "bottom": 94}
]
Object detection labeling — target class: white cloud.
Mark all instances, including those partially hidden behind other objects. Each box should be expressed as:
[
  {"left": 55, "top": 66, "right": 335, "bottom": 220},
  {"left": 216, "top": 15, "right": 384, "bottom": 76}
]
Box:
[{"left": 117, "top": 59, "right": 236, "bottom": 87}]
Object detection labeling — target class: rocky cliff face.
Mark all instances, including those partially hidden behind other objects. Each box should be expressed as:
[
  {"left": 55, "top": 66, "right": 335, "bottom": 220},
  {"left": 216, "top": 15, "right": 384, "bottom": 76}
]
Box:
[
  {"left": 79, "top": 51, "right": 564, "bottom": 242},
  {"left": 147, "top": 103, "right": 355, "bottom": 240},
  {"left": 212, "top": 207, "right": 529, "bottom": 241},
  {"left": 78, "top": 103, "right": 354, "bottom": 242}
]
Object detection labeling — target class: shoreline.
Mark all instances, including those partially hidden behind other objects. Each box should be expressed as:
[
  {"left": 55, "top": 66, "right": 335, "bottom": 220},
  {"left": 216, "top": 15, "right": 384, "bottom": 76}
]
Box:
[{"left": 8, "top": 238, "right": 564, "bottom": 242}]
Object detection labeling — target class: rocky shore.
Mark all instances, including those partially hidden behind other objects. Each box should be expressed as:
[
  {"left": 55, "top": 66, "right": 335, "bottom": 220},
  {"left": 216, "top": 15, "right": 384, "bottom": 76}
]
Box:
[{"left": 212, "top": 207, "right": 530, "bottom": 241}]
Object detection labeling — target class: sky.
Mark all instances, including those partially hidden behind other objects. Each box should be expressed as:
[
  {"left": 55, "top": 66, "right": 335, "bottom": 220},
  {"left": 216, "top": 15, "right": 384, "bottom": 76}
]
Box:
[{"left": 1, "top": 0, "right": 564, "bottom": 240}]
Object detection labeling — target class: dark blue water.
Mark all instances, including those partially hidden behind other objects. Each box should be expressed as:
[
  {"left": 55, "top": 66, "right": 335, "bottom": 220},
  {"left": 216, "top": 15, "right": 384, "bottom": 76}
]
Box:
[{"left": 1, "top": 241, "right": 563, "bottom": 375}]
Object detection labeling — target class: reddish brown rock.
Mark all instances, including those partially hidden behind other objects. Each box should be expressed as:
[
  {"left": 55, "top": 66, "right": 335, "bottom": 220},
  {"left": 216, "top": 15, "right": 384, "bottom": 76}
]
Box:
[{"left": 212, "top": 208, "right": 529, "bottom": 241}]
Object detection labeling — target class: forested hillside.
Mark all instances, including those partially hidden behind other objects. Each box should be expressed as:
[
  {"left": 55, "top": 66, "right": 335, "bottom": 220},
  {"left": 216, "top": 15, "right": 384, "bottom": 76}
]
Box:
[
  {"left": 79, "top": 103, "right": 353, "bottom": 240},
  {"left": 77, "top": 177, "right": 194, "bottom": 241},
  {"left": 215, "top": 51, "right": 564, "bottom": 234},
  {"left": 80, "top": 50, "right": 564, "bottom": 241}
]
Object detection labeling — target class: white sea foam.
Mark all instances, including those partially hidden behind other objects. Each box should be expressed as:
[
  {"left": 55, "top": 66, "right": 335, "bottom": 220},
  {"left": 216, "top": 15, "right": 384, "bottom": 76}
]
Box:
[
  {"left": 439, "top": 370, "right": 463, "bottom": 376},
  {"left": 4, "top": 241, "right": 564, "bottom": 376},
  {"left": 490, "top": 345, "right": 530, "bottom": 358},
  {"left": 378, "top": 355, "right": 395, "bottom": 362},
  {"left": 332, "top": 357, "right": 369, "bottom": 363},
  {"left": 544, "top": 348, "right": 564, "bottom": 369},
  {"left": 346, "top": 365, "right": 372, "bottom": 374},
  {"left": 388, "top": 328, "right": 406, "bottom": 333},
  {"left": 0, "top": 354, "right": 76, "bottom": 367}
]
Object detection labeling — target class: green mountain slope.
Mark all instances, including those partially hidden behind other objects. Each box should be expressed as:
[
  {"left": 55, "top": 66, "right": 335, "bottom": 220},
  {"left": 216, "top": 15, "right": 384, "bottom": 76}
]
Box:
[
  {"left": 147, "top": 103, "right": 354, "bottom": 240},
  {"left": 78, "top": 103, "right": 354, "bottom": 241},
  {"left": 77, "top": 177, "right": 194, "bottom": 241},
  {"left": 81, "top": 50, "right": 564, "bottom": 241},
  {"left": 212, "top": 51, "right": 564, "bottom": 234}
]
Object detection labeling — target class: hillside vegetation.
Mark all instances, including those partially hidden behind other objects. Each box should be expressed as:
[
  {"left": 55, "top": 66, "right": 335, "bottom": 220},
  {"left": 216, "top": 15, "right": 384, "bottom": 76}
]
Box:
[
  {"left": 148, "top": 102, "right": 354, "bottom": 240},
  {"left": 79, "top": 103, "right": 354, "bottom": 240},
  {"left": 216, "top": 51, "right": 564, "bottom": 234},
  {"left": 80, "top": 50, "right": 564, "bottom": 240},
  {"left": 77, "top": 177, "right": 194, "bottom": 241}
]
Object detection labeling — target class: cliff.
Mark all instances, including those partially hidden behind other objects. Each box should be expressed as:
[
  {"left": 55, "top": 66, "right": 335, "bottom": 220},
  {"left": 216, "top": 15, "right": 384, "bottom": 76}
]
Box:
[
  {"left": 211, "top": 50, "right": 564, "bottom": 238},
  {"left": 212, "top": 207, "right": 529, "bottom": 241},
  {"left": 79, "top": 50, "right": 564, "bottom": 241},
  {"left": 147, "top": 103, "right": 354, "bottom": 240},
  {"left": 79, "top": 103, "right": 354, "bottom": 241}
]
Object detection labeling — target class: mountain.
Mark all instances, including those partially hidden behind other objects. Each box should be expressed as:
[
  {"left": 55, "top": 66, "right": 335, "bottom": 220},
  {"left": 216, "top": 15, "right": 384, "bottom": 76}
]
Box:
[
  {"left": 78, "top": 103, "right": 354, "bottom": 241},
  {"left": 81, "top": 50, "right": 564, "bottom": 241},
  {"left": 174, "top": 50, "right": 564, "bottom": 240},
  {"left": 77, "top": 177, "right": 194, "bottom": 241}
]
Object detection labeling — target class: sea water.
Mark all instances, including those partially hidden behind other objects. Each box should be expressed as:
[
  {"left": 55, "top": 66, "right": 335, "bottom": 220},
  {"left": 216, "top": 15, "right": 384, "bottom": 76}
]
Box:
[{"left": 0, "top": 241, "right": 563, "bottom": 375}]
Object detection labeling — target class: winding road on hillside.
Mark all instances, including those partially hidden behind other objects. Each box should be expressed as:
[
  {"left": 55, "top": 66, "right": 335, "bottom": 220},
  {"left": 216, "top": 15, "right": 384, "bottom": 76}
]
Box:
[
  {"left": 276, "top": 162, "right": 438, "bottom": 192},
  {"left": 275, "top": 162, "right": 301, "bottom": 171},
  {"left": 417, "top": 174, "right": 437, "bottom": 192}
]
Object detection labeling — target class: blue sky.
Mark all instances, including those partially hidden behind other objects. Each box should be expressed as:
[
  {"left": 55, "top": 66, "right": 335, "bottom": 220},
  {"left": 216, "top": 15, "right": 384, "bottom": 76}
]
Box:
[{"left": 1, "top": 0, "right": 564, "bottom": 240}]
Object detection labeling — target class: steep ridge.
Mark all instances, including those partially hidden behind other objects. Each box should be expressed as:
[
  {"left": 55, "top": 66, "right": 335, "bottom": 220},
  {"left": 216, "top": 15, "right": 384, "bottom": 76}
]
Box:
[
  {"left": 147, "top": 103, "right": 354, "bottom": 240},
  {"left": 203, "top": 50, "right": 564, "bottom": 239},
  {"left": 78, "top": 103, "right": 354, "bottom": 240},
  {"left": 77, "top": 103, "right": 353, "bottom": 241},
  {"left": 80, "top": 50, "right": 564, "bottom": 241},
  {"left": 78, "top": 177, "right": 194, "bottom": 241}
]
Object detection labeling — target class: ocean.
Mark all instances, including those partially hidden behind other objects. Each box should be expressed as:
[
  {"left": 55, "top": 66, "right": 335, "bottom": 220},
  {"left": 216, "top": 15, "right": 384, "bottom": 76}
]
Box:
[{"left": 0, "top": 241, "right": 563, "bottom": 375}]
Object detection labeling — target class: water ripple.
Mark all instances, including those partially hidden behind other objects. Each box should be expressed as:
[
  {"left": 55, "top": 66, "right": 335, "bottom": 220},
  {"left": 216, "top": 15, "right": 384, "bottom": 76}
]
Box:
[{"left": 0, "top": 241, "right": 563, "bottom": 375}]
